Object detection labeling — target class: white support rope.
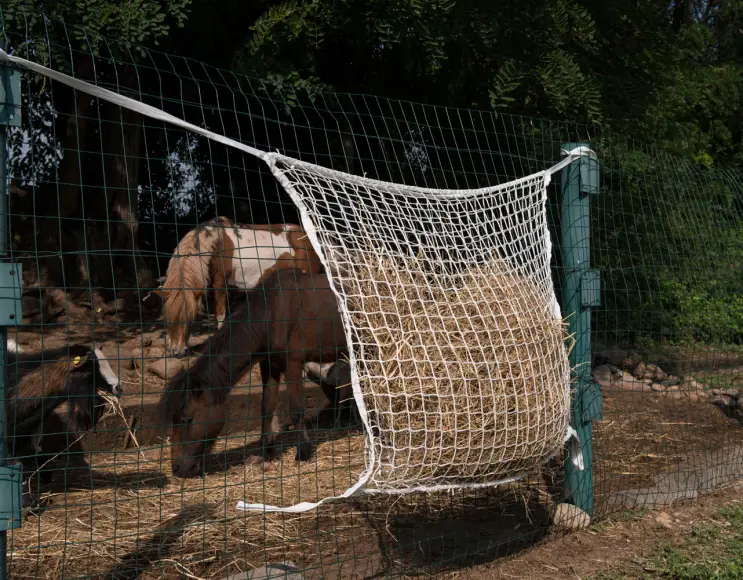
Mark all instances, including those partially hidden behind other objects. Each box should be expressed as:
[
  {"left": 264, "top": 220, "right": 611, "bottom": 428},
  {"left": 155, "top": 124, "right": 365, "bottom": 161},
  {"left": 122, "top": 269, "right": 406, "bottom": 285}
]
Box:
[
  {"left": 0, "top": 49, "right": 590, "bottom": 513},
  {"left": 0, "top": 50, "right": 269, "bottom": 163},
  {"left": 0, "top": 49, "right": 589, "bottom": 190}
]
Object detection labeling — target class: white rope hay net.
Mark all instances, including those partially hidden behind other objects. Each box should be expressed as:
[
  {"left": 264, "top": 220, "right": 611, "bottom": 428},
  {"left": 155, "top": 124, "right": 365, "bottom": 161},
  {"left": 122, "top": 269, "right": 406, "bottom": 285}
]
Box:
[
  {"left": 271, "top": 157, "right": 573, "bottom": 495},
  {"left": 0, "top": 49, "right": 584, "bottom": 512}
]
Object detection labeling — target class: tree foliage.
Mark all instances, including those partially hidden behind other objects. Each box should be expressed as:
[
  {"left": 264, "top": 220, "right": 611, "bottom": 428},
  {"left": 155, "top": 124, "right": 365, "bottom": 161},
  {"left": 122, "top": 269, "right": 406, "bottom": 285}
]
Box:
[
  {"left": 230, "top": 0, "right": 605, "bottom": 125},
  {"left": 2, "top": 0, "right": 190, "bottom": 65},
  {"left": 184, "top": 0, "right": 743, "bottom": 345},
  {"left": 197, "top": 0, "right": 743, "bottom": 168}
]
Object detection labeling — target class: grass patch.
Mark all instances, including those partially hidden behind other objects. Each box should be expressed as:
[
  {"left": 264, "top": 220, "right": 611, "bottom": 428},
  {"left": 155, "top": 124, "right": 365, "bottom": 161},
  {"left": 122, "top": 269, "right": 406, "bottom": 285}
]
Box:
[
  {"left": 592, "top": 509, "right": 648, "bottom": 533},
  {"left": 592, "top": 504, "right": 743, "bottom": 579},
  {"left": 699, "top": 372, "right": 743, "bottom": 393}
]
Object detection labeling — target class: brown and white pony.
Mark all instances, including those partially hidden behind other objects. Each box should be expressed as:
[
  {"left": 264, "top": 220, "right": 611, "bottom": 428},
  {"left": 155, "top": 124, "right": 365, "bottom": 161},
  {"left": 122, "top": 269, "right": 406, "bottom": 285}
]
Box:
[{"left": 156, "top": 217, "right": 323, "bottom": 357}]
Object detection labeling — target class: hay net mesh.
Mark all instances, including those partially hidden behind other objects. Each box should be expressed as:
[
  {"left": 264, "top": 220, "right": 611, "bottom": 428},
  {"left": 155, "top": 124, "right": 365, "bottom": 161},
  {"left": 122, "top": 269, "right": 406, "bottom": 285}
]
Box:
[
  {"left": 270, "top": 156, "right": 573, "bottom": 496},
  {"left": 0, "top": 49, "right": 582, "bottom": 511}
]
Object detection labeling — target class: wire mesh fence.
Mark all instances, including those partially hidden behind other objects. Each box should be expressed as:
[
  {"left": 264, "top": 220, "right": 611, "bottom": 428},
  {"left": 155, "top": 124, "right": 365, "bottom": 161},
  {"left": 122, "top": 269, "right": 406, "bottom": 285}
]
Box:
[{"left": 0, "top": 4, "right": 743, "bottom": 579}]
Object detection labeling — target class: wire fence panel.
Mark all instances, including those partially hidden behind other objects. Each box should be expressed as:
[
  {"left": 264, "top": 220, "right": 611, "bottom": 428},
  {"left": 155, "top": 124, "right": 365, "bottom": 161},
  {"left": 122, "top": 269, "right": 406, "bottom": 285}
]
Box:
[{"left": 0, "top": 4, "right": 742, "bottom": 580}]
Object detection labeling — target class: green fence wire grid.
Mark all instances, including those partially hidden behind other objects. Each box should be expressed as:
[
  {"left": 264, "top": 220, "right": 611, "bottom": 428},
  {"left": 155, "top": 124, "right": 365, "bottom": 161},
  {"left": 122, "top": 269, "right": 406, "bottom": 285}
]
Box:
[{"left": 0, "top": 5, "right": 742, "bottom": 580}]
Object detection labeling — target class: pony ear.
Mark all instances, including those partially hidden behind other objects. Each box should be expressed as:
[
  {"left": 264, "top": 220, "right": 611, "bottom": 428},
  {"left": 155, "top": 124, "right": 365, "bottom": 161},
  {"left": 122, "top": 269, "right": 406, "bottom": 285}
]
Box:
[{"left": 71, "top": 352, "right": 90, "bottom": 368}]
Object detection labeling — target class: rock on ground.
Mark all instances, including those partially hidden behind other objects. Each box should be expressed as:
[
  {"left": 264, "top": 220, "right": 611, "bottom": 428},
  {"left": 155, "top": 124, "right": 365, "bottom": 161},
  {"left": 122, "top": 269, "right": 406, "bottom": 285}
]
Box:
[
  {"left": 680, "top": 376, "right": 706, "bottom": 392},
  {"left": 594, "top": 364, "right": 711, "bottom": 403},
  {"left": 593, "top": 365, "right": 651, "bottom": 392},
  {"left": 552, "top": 503, "right": 590, "bottom": 530},
  {"left": 148, "top": 357, "right": 184, "bottom": 380},
  {"left": 620, "top": 354, "right": 639, "bottom": 371},
  {"left": 634, "top": 362, "right": 667, "bottom": 382}
]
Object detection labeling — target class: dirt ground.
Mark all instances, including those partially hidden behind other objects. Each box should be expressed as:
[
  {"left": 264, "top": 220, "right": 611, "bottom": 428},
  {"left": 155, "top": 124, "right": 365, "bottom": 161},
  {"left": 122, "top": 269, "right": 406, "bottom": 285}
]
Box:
[
  {"left": 7, "top": 307, "right": 743, "bottom": 578},
  {"left": 593, "top": 387, "right": 743, "bottom": 511},
  {"left": 460, "top": 484, "right": 743, "bottom": 580}
]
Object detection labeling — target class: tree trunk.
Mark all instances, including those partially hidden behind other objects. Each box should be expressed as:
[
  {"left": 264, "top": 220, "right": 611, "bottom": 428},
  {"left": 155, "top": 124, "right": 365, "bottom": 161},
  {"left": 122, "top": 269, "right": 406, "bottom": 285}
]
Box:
[
  {"left": 17, "top": 59, "right": 154, "bottom": 322},
  {"left": 42, "top": 55, "right": 95, "bottom": 290},
  {"left": 341, "top": 116, "right": 356, "bottom": 175},
  {"left": 99, "top": 66, "right": 152, "bottom": 290},
  {"left": 671, "top": 0, "right": 691, "bottom": 32},
  {"left": 57, "top": 55, "right": 93, "bottom": 218}
]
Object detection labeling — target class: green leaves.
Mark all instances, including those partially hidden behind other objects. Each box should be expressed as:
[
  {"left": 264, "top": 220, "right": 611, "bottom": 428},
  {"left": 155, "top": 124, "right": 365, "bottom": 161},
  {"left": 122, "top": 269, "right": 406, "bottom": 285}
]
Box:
[
  {"left": 489, "top": 60, "right": 524, "bottom": 111},
  {"left": 537, "top": 50, "right": 603, "bottom": 123},
  {"left": 550, "top": 0, "right": 598, "bottom": 54},
  {"left": 3, "top": 0, "right": 192, "bottom": 64},
  {"left": 247, "top": 0, "right": 322, "bottom": 55},
  {"left": 13, "top": 0, "right": 741, "bottom": 170},
  {"left": 232, "top": 0, "right": 614, "bottom": 122},
  {"left": 259, "top": 70, "right": 330, "bottom": 115}
]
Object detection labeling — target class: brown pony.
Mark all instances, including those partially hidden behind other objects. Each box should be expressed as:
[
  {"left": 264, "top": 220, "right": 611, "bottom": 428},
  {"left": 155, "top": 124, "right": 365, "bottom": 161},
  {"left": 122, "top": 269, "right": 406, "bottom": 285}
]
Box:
[
  {"left": 161, "top": 268, "right": 350, "bottom": 478},
  {"left": 156, "top": 217, "right": 324, "bottom": 357}
]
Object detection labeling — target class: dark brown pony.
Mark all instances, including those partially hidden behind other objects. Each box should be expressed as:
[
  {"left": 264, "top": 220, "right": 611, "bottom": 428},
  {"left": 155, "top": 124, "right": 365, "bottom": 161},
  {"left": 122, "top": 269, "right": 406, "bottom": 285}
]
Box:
[
  {"left": 155, "top": 217, "right": 324, "bottom": 357},
  {"left": 8, "top": 342, "right": 122, "bottom": 444},
  {"left": 6, "top": 341, "right": 122, "bottom": 507},
  {"left": 161, "top": 268, "right": 349, "bottom": 478}
]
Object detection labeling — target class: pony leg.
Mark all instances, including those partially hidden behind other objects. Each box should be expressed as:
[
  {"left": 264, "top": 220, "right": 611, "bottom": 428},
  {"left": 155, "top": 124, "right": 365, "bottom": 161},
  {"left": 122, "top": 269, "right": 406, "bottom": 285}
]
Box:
[
  {"left": 305, "top": 361, "right": 340, "bottom": 427},
  {"left": 213, "top": 279, "right": 227, "bottom": 330},
  {"left": 318, "top": 380, "right": 341, "bottom": 427},
  {"left": 21, "top": 434, "right": 42, "bottom": 510},
  {"left": 211, "top": 229, "right": 233, "bottom": 331},
  {"left": 259, "top": 359, "right": 282, "bottom": 460},
  {"left": 21, "top": 465, "right": 40, "bottom": 511},
  {"left": 286, "top": 359, "right": 312, "bottom": 461}
]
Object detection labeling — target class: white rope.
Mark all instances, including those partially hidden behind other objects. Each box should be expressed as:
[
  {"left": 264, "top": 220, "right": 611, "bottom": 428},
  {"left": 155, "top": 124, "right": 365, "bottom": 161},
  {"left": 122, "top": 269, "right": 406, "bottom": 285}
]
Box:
[
  {"left": 0, "top": 49, "right": 589, "bottom": 192},
  {"left": 0, "top": 49, "right": 268, "bottom": 162},
  {"left": 564, "top": 426, "right": 584, "bottom": 471},
  {"left": 0, "top": 50, "right": 590, "bottom": 513}
]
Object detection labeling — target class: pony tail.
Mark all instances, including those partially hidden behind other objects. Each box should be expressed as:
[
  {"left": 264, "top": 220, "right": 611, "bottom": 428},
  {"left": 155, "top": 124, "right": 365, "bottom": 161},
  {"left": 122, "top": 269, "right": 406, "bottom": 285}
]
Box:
[{"left": 161, "top": 224, "right": 225, "bottom": 344}]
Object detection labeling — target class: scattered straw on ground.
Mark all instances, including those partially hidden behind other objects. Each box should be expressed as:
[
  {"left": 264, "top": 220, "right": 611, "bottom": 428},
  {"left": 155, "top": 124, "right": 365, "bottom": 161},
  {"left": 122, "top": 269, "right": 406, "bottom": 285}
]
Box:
[
  {"left": 10, "top": 425, "right": 369, "bottom": 579},
  {"left": 10, "top": 418, "right": 559, "bottom": 580}
]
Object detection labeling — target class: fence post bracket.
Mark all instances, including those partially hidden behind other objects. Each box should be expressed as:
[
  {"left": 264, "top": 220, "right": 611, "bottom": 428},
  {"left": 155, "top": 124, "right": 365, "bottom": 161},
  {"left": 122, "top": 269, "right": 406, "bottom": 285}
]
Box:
[
  {"left": 0, "top": 263, "right": 22, "bottom": 327},
  {"left": 0, "top": 62, "right": 20, "bottom": 129},
  {"left": 0, "top": 464, "right": 22, "bottom": 531}
]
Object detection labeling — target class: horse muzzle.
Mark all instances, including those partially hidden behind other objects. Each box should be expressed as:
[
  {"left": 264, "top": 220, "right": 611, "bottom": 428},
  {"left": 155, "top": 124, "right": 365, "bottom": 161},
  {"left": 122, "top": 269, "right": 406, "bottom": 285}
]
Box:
[{"left": 171, "top": 457, "right": 202, "bottom": 479}]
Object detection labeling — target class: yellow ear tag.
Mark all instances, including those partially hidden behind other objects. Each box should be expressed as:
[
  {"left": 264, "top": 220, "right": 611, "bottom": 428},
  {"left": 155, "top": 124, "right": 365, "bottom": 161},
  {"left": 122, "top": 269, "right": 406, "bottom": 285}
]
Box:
[{"left": 73, "top": 356, "right": 81, "bottom": 365}]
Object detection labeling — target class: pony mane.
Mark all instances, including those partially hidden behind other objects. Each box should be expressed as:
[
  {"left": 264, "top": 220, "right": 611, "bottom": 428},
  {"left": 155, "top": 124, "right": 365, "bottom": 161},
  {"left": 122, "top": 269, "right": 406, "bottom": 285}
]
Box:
[
  {"left": 160, "top": 326, "right": 237, "bottom": 423},
  {"left": 162, "top": 366, "right": 195, "bottom": 424}
]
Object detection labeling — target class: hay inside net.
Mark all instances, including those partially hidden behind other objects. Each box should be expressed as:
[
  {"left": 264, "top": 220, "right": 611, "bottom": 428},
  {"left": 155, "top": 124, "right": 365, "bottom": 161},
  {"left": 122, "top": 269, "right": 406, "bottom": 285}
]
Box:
[{"left": 342, "top": 251, "right": 571, "bottom": 492}]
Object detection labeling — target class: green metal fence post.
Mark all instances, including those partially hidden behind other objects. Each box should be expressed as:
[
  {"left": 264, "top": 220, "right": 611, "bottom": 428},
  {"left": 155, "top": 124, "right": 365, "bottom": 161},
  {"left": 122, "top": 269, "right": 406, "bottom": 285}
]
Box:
[
  {"left": 0, "top": 44, "right": 24, "bottom": 578},
  {"left": 561, "top": 143, "right": 602, "bottom": 517}
]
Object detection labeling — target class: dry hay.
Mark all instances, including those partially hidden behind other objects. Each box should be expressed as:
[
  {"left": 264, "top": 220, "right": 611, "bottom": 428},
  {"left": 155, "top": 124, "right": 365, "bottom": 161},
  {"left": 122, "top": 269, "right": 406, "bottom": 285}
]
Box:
[
  {"left": 10, "top": 426, "right": 370, "bottom": 579},
  {"left": 9, "top": 425, "right": 553, "bottom": 580},
  {"left": 343, "top": 252, "right": 571, "bottom": 490},
  {"left": 9, "top": 419, "right": 558, "bottom": 580}
]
